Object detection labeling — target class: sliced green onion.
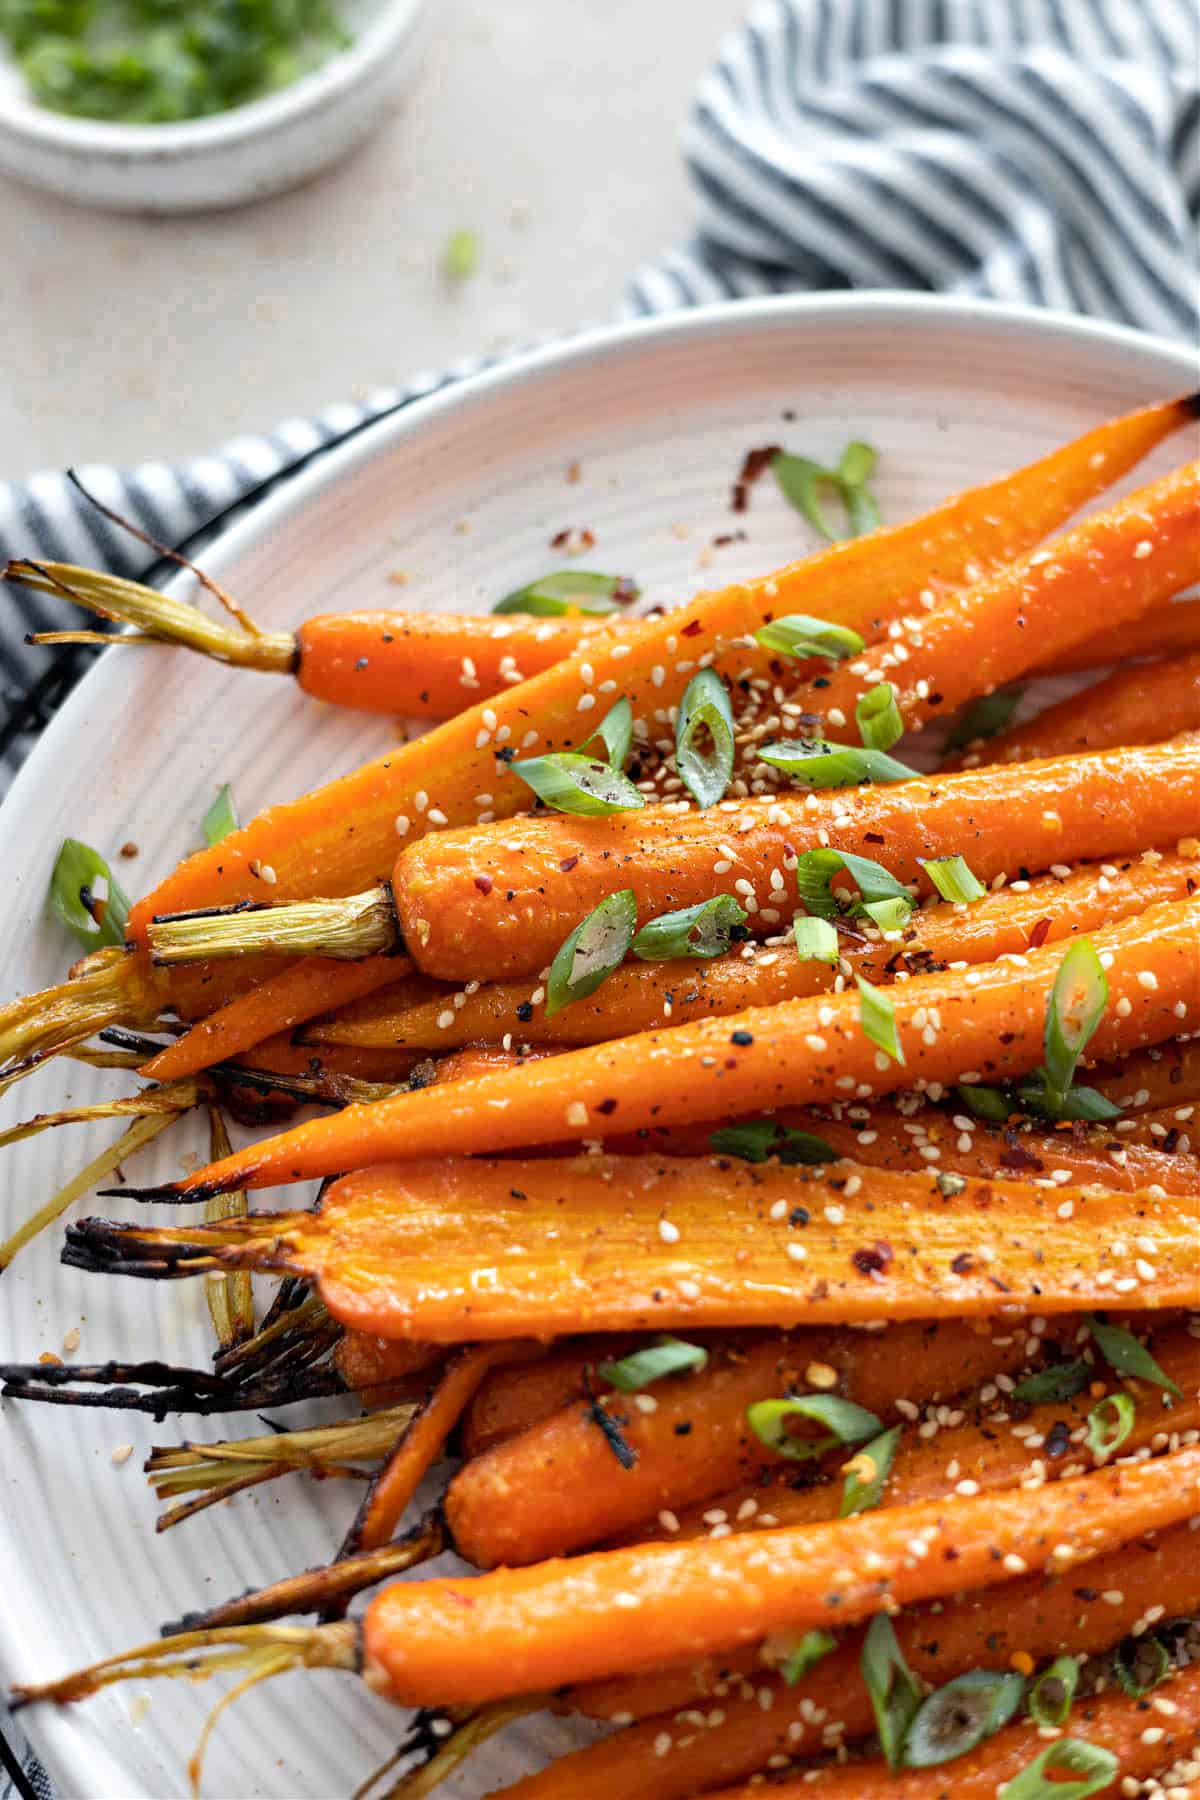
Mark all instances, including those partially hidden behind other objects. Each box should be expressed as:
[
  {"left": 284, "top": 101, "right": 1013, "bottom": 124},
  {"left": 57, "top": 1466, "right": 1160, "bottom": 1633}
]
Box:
[
  {"left": 442, "top": 228, "right": 480, "bottom": 279},
  {"left": 545, "top": 889, "right": 636, "bottom": 1017},
  {"left": 580, "top": 696, "right": 633, "bottom": 770},
  {"left": 779, "top": 1630, "right": 836, "bottom": 1686},
  {"left": 631, "top": 895, "right": 747, "bottom": 962},
  {"left": 1086, "top": 1392, "right": 1135, "bottom": 1460},
  {"left": 47, "top": 839, "right": 130, "bottom": 951},
  {"left": 997, "top": 1739, "right": 1119, "bottom": 1799},
  {"left": 201, "top": 784, "right": 238, "bottom": 847},
  {"left": 675, "top": 668, "right": 734, "bottom": 809},
  {"left": 746, "top": 1394, "right": 882, "bottom": 1462},
  {"left": 856, "top": 974, "right": 904, "bottom": 1064},
  {"left": 902, "top": 1669, "right": 1025, "bottom": 1768},
  {"left": 1086, "top": 1316, "right": 1182, "bottom": 1399},
  {"left": 1027, "top": 1655, "right": 1079, "bottom": 1728},
  {"left": 1016, "top": 1075, "right": 1123, "bottom": 1123},
  {"left": 840, "top": 1423, "right": 902, "bottom": 1518},
  {"left": 861, "top": 1613, "right": 925, "bottom": 1769},
  {"left": 758, "top": 738, "right": 918, "bottom": 788},
  {"left": 923, "top": 854, "right": 986, "bottom": 905},
  {"left": 1012, "top": 1360, "right": 1092, "bottom": 1405},
  {"left": 493, "top": 571, "right": 638, "bottom": 618},
  {"left": 793, "top": 916, "right": 840, "bottom": 965},
  {"left": 794, "top": 848, "right": 913, "bottom": 923},
  {"left": 596, "top": 1336, "right": 708, "bottom": 1392},
  {"left": 754, "top": 614, "right": 864, "bottom": 662},
  {"left": 708, "top": 1119, "right": 836, "bottom": 1165},
  {"left": 856, "top": 682, "right": 904, "bottom": 752},
  {"left": 955, "top": 1082, "right": 1012, "bottom": 1122},
  {"left": 773, "top": 442, "right": 882, "bottom": 542},
  {"left": 838, "top": 440, "right": 877, "bottom": 489},
  {"left": 943, "top": 688, "right": 1024, "bottom": 753},
  {"left": 512, "top": 752, "right": 645, "bottom": 817},
  {"left": 862, "top": 896, "right": 912, "bottom": 934},
  {"left": 1113, "top": 1633, "right": 1171, "bottom": 1698},
  {"left": 1043, "top": 938, "right": 1108, "bottom": 1099}
]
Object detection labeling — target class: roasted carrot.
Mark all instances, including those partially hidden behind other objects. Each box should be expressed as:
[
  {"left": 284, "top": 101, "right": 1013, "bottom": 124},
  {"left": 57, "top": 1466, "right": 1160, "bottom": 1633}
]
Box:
[
  {"left": 1089, "top": 1038, "right": 1200, "bottom": 1113},
  {"left": 15, "top": 392, "right": 1190, "bottom": 719},
  {"left": 461, "top": 1335, "right": 646, "bottom": 1459},
  {"left": 641, "top": 1320, "right": 1200, "bottom": 1547},
  {"left": 431, "top": 1043, "right": 560, "bottom": 1084},
  {"left": 1116, "top": 1101, "right": 1200, "bottom": 1156},
  {"left": 133, "top": 895, "right": 1200, "bottom": 1196},
  {"left": 514, "top": 1523, "right": 1200, "bottom": 1798},
  {"left": 143, "top": 733, "right": 1200, "bottom": 984},
  {"left": 355, "top": 1445, "right": 1200, "bottom": 1705},
  {"left": 137, "top": 955, "right": 408, "bottom": 1083},
  {"left": 699, "top": 1658, "right": 1200, "bottom": 1800},
  {"left": 806, "top": 460, "right": 1200, "bottom": 740},
  {"left": 345, "top": 1342, "right": 524, "bottom": 1554},
  {"left": 233, "top": 1034, "right": 423, "bottom": 1087},
  {"left": 1046, "top": 596, "right": 1200, "bottom": 674},
  {"left": 333, "top": 1332, "right": 444, "bottom": 1406},
  {"left": 303, "top": 853, "right": 1200, "bottom": 1051},
  {"left": 955, "top": 651, "right": 1200, "bottom": 768},
  {"left": 445, "top": 1317, "right": 1050, "bottom": 1571}
]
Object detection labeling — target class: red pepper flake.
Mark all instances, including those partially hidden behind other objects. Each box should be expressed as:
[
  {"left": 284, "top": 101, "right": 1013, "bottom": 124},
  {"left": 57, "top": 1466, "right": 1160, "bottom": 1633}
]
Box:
[
  {"left": 851, "top": 1240, "right": 894, "bottom": 1277},
  {"left": 611, "top": 576, "right": 639, "bottom": 606},
  {"left": 731, "top": 444, "right": 782, "bottom": 513},
  {"left": 474, "top": 875, "right": 494, "bottom": 895},
  {"left": 558, "top": 856, "right": 579, "bottom": 873},
  {"left": 950, "top": 1251, "right": 975, "bottom": 1274},
  {"left": 681, "top": 618, "right": 704, "bottom": 637},
  {"left": 1027, "top": 917, "right": 1053, "bottom": 950},
  {"left": 596, "top": 1098, "right": 618, "bottom": 1115},
  {"left": 712, "top": 529, "right": 748, "bottom": 547},
  {"left": 549, "top": 526, "right": 596, "bottom": 552}
]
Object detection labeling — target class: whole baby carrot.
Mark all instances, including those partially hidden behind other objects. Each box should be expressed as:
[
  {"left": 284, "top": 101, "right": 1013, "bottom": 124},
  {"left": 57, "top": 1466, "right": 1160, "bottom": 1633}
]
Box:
[
  {"left": 804, "top": 460, "right": 1200, "bottom": 740},
  {"left": 955, "top": 649, "right": 1200, "bottom": 767},
  {"left": 147, "top": 735, "right": 1200, "bottom": 984},
  {"left": 128, "top": 895, "right": 1200, "bottom": 1195},
  {"left": 1045, "top": 595, "right": 1200, "bottom": 673}
]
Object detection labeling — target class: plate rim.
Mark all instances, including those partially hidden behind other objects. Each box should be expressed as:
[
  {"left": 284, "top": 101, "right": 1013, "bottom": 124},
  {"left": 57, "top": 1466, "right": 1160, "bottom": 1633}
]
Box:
[{"left": 3, "top": 290, "right": 1198, "bottom": 1800}]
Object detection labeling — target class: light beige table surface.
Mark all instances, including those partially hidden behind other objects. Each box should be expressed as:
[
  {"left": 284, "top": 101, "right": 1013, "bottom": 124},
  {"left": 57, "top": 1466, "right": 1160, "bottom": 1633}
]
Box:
[{"left": 0, "top": 0, "right": 743, "bottom": 476}]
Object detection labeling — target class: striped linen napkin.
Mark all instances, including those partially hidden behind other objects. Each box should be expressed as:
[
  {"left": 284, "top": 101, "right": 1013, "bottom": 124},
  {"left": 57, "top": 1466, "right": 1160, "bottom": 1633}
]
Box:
[{"left": 1, "top": 1, "right": 1197, "bottom": 1793}]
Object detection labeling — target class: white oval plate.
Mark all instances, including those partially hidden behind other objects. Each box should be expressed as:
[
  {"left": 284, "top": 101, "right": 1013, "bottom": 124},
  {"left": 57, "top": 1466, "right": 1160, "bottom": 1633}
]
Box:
[{"left": 1, "top": 296, "right": 1197, "bottom": 1800}]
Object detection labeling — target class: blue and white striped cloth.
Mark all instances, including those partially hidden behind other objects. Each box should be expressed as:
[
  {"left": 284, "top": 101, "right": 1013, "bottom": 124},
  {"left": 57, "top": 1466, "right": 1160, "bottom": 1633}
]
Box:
[{"left": 2, "top": 1, "right": 1197, "bottom": 1793}]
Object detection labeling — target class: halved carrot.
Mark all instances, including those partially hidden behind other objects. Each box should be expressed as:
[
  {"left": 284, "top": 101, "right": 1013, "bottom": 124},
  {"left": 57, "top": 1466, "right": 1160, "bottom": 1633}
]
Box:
[
  {"left": 446, "top": 1317, "right": 1040, "bottom": 1570},
  {"left": 514, "top": 1522, "right": 1200, "bottom": 1798},
  {"left": 134, "top": 894, "right": 1200, "bottom": 1196},
  {"left": 1046, "top": 597, "right": 1200, "bottom": 674},
  {"left": 304, "top": 853, "right": 1199, "bottom": 1051},
  {"left": 138, "top": 955, "right": 408, "bottom": 1083},
  {"left": 642, "top": 1319, "right": 1200, "bottom": 1546},
  {"left": 955, "top": 650, "right": 1200, "bottom": 768},
  {"left": 700, "top": 1658, "right": 1200, "bottom": 1800},
  {"left": 71, "top": 1148, "right": 1195, "bottom": 1359},
  {"left": 808, "top": 460, "right": 1200, "bottom": 740},
  {"left": 359, "top": 1445, "right": 1200, "bottom": 1705}
]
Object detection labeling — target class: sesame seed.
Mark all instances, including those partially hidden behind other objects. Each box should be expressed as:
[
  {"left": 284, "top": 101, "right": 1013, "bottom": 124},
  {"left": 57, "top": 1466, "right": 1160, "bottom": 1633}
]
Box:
[
  {"left": 786, "top": 1242, "right": 808, "bottom": 1263},
  {"left": 659, "top": 1218, "right": 680, "bottom": 1244},
  {"left": 1137, "top": 969, "right": 1159, "bottom": 990},
  {"left": 1133, "top": 540, "right": 1153, "bottom": 559},
  {"left": 566, "top": 1101, "right": 589, "bottom": 1127}
]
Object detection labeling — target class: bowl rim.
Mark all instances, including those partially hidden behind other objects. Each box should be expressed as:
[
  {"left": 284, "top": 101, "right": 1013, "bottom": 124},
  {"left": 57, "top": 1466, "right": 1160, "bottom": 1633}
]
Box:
[{"left": 0, "top": 0, "right": 424, "bottom": 158}]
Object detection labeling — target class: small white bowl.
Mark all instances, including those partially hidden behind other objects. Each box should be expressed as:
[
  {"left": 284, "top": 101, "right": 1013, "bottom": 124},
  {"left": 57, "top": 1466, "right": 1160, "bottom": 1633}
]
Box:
[{"left": 0, "top": 0, "right": 426, "bottom": 212}]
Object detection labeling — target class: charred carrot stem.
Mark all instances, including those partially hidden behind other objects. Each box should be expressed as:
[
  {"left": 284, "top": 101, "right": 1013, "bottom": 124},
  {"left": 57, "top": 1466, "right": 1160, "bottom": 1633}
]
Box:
[
  {"left": 519, "top": 1524, "right": 1200, "bottom": 1797},
  {"left": 130, "top": 895, "right": 1200, "bottom": 1195},
  {"left": 303, "top": 853, "right": 1200, "bottom": 1051},
  {"left": 700, "top": 1658, "right": 1200, "bottom": 1799},
  {"left": 358, "top": 1445, "right": 1200, "bottom": 1706},
  {"left": 139, "top": 955, "right": 409, "bottom": 1082},
  {"left": 953, "top": 649, "right": 1200, "bottom": 767},
  {"left": 808, "top": 459, "right": 1200, "bottom": 739}
]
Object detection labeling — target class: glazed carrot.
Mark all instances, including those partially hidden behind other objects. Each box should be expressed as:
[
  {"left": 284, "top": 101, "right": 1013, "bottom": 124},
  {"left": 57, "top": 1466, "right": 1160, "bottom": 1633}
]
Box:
[
  {"left": 701, "top": 1659, "right": 1200, "bottom": 1800},
  {"left": 431, "top": 1043, "right": 560, "bottom": 1084},
  {"left": 333, "top": 1332, "right": 444, "bottom": 1405},
  {"left": 358, "top": 1445, "right": 1200, "bottom": 1705},
  {"left": 461, "top": 1336, "right": 645, "bottom": 1459},
  {"left": 514, "top": 1525, "right": 1200, "bottom": 1798},
  {"left": 138, "top": 955, "right": 408, "bottom": 1083},
  {"left": 233, "top": 1034, "right": 423, "bottom": 1086},
  {"left": 956, "top": 651, "right": 1200, "bottom": 768},
  {"left": 807, "top": 460, "right": 1200, "bottom": 740},
  {"left": 78, "top": 1155, "right": 1200, "bottom": 1338},
  {"left": 1089, "top": 1037, "right": 1200, "bottom": 1112},
  {"left": 346, "top": 1343, "right": 523, "bottom": 1554},
  {"left": 385, "top": 736, "right": 1200, "bottom": 983},
  {"left": 645, "top": 1320, "right": 1200, "bottom": 1546},
  {"left": 1046, "top": 596, "right": 1200, "bottom": 674},
  {"left": 446, "top": 1317, "right": 1040, "bottom": 1569},
  {"left": 1093, "top": 1102, "right": 1200, "bottom": 1157},
  {"left": 571, "top": 1514, "right": 1200, "bottom": 1722},
  {"left": 304, "top": 853, "right": 1200, "bottom": 1050},
  {"left": 135, "top": 895, "right": 1200, "bottom": 1196}
]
